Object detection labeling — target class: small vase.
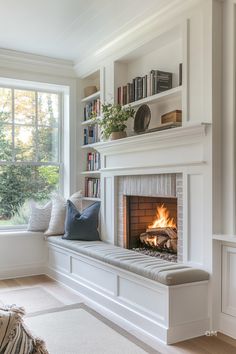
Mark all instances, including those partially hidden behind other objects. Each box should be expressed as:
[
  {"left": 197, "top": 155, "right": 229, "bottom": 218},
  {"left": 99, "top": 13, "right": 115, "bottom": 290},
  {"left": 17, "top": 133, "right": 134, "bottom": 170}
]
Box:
[{"left": 109, "top": 131, "right": 127, "bottom": 140}]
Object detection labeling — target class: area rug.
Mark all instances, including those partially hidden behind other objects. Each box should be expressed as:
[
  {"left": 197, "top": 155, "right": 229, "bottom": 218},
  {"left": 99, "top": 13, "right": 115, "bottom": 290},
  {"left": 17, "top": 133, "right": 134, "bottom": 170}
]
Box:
[
  {"left": 0, "top": 287, "right": 63, "bottom": 313},
  {"left": 25, "top": 303, "right": 159, "bottom": 354}
]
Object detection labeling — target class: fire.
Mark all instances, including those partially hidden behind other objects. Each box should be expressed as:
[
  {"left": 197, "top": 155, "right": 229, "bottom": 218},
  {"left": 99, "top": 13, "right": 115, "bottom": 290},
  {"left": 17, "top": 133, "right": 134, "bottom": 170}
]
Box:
[{"left": 148, "top": 204, "right": 176, "bottom": 229}]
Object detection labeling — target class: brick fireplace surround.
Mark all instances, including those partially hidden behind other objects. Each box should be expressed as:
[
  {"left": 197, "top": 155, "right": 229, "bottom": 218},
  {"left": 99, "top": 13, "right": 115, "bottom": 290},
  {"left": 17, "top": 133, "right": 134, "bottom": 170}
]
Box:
[{"left": 117, "top": 174, "right": 183, "bottom": 261}]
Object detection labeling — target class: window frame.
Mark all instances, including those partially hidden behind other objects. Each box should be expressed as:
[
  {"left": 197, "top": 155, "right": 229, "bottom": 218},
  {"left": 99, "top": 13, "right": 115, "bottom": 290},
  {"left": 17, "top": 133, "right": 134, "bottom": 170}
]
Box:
[{"left": 0, "top": 84, "right": 64, "bottom": 230}]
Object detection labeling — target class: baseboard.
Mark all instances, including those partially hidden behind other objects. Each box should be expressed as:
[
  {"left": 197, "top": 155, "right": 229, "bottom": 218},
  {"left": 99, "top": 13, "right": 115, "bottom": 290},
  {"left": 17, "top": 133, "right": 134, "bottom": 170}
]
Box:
[
  {"left": 219, "top": 313, "right": 236, "bottom": 340},
  {"left": 0, "top": 264, "right": 46, "bottom": 280}
]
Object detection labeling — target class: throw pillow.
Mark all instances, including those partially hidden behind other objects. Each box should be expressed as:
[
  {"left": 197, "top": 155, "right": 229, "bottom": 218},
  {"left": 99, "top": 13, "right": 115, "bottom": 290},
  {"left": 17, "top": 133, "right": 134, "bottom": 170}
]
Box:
[
  {"left": 63, "top": 200, "right": 100, "bottom": 241},
  {"left": 27, "top": 200, "right": 52, "bottom": 232},
  {"left": 44, "top": 191, "right": 83, "bottom": 236}
]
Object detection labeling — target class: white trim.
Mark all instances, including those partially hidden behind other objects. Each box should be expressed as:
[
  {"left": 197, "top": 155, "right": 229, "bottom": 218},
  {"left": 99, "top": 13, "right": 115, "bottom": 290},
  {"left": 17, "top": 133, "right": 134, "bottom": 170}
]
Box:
[
  {"left": 0, "top": 265, "right": 46, "bottom": 280},
  {"left": 0, "top": 48, "right": 75, "bottom": 78},
  {"left": 94, "top": 124, "right": 209, "bottom": 156}
]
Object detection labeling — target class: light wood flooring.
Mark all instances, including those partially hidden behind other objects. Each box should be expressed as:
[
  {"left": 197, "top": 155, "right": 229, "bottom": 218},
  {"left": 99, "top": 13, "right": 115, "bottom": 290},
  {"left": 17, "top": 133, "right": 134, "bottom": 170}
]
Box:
[{"left": 0, "top": 275, "right": 235, "bottom": 354}]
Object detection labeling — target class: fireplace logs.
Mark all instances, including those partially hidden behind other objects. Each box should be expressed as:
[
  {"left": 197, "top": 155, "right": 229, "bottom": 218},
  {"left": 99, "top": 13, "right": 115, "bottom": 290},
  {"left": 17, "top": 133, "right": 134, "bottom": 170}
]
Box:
[
  {"left": 140, "top": 227, "right": 177, "bottom": 253},
  {"left": 138, "top": 203, "right": 178, "bottom": 253}
]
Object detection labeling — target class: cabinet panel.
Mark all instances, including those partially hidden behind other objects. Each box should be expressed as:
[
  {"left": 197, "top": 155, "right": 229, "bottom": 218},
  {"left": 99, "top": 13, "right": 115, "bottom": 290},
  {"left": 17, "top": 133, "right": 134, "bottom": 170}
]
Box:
[{"left": 222, "top": 245, "right": 236, "bottom": 317}]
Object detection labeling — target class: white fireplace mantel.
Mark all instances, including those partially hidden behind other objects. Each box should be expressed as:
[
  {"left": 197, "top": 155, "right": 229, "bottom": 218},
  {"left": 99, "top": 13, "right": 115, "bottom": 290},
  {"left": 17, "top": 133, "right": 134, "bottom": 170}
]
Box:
[
  {"left": 97, "top": 122, "right": 212, "bottom": 272},
  {"left": 94, "top": 123, "right": 211, "bottom": 173}
]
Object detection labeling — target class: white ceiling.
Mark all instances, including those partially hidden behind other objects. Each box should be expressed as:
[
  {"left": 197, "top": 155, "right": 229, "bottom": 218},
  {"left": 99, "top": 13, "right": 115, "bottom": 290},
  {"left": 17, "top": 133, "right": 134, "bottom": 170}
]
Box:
[{"left": 0, "top": 0, "right": 175, "bottom": 64}]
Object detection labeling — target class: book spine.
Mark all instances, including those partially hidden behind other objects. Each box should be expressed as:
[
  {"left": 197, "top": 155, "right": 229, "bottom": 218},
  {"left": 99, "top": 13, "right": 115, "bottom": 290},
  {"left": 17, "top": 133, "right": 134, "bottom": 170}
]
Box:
[
  {"left": 150, "top": 70, "right": 155, "bottom": 95},
  {"left": 123, "top": 85, "right": 127, "bottom": 105},
  {"left": 137, "top": 77, "right": 143, "bottom": 100},
  {"left": 117, "top": 87, "right": 121, "bottom": 105},
  {"left": 142, "top": 75, "right": 147, "bottom": 98},
  {"left": 127, "top": 83, "right": 131, "bottom": 104},
  {"left": 156, "top": 70, "right": 172, "bottom": 93},
  {"left": 179, "top": 63, "right": 182, "bottom": 86}
]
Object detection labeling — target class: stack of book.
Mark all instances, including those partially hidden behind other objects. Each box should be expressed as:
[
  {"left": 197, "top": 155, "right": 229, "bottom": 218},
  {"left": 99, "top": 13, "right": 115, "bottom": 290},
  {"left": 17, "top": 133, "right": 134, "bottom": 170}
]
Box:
[
  {"left": 117, "top": 70, "right": 172, "bottom": 105},
  {"left": 84, "top": 98, "right": 101, "bottom": 121},
  {"left": 87, "top": 152, "right": 101, "bottom": 171},
  {"left": 85, "top": 177, "right": 100, "bottom": 198},
  {"left": 83, "top": 125, "right": 99, "bottom": 145}
]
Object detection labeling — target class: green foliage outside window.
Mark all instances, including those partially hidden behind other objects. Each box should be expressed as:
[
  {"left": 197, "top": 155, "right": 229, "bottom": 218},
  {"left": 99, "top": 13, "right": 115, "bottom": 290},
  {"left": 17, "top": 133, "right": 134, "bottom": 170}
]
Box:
[{"left": 0, "top": 88, "right": 60, "bottom": 225}]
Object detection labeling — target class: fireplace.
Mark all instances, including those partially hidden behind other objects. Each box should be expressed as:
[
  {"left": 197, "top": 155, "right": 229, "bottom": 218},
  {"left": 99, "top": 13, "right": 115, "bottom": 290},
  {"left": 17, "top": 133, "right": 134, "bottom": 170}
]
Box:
[
  {"left": 117, "top": 174, "right": 183, "bottom": 261},
  {"left": 123, "top": 195, "right": 178, "bottom": 261}
]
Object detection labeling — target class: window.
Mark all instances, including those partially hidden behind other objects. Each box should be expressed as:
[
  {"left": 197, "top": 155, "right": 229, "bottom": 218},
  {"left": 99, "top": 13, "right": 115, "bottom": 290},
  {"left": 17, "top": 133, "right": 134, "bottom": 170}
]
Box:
[{"left": 0, "top": 87, "right": 62, "bottom": 227}]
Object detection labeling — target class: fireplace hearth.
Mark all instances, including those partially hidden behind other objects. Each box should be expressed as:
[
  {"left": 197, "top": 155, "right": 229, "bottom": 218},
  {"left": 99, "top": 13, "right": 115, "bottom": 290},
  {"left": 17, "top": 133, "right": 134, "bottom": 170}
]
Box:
[{"left": 123, "top": 195, "right": 178, "bottom": 261}]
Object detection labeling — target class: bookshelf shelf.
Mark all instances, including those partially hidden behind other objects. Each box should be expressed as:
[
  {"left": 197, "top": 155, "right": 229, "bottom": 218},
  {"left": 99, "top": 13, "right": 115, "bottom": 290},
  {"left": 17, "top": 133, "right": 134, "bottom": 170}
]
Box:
[
  {"left": 82, "top": 197, "right": 101, "bottom": 202},
  {"left": 123, "top": 86, "right": 182, "bottom": 109},
  {"left": 81, "top": 116, "right": 102, "bottom": 126},
  {"left": 81, "top": 91, "right": 100, "bottom": 103},
  {"left": 81, "top": 142, "right": 101, "bottom": 149},
  {"left": 81, "top": 170, "right": 101, "bottom": 175}
]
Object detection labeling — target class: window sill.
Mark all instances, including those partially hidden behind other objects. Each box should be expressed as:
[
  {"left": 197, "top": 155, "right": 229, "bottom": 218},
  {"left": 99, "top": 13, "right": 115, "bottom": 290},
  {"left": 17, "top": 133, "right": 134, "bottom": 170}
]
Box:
[{"left": 0, "top": 230, "right": 45, "bottom": 237}]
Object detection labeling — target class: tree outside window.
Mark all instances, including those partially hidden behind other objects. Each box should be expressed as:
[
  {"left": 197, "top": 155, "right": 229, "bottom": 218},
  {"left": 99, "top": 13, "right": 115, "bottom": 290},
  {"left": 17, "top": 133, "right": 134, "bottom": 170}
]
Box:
[{"left": 0, "top": 87, "right": 61, "bottom": 226}]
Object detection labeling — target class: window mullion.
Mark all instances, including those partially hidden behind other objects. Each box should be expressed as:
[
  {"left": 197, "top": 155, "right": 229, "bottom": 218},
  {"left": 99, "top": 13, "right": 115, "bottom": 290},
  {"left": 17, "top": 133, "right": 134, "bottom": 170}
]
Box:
[
  {"left": 35, "top": 91, "right": 39, "bottom": 162},
  {"left": 12, "top": 88, "right": 15, "bottom": 162}
]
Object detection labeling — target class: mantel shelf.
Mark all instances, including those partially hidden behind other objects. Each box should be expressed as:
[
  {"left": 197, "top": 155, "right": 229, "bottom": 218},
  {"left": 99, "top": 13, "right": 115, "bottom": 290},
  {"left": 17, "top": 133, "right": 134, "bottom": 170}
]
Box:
[{"left": 93, "top": 123, "right": 211, "bottom": 156}]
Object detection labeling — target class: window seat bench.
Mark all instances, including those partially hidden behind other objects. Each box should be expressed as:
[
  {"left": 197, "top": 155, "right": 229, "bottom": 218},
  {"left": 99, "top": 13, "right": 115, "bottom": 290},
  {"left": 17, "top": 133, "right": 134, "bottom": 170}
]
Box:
[{"left": 46, "top": 236, "right": 210, "bottom": 345}]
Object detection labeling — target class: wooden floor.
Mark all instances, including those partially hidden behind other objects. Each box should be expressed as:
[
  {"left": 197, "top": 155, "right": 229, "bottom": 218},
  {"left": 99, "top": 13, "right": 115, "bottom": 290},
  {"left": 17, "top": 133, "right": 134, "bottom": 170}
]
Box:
[{"left": 0, "top": 275, "right": 236, "bottom": 354}]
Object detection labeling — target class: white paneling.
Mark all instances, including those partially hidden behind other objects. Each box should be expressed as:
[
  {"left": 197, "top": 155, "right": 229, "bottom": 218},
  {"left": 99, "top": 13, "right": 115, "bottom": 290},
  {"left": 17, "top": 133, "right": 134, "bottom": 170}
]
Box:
[
  {"left": 48, "top": 248, "right": 70, "bottom": 274},
  {"left": 102, "top": 176, "right": 114, "bottom": 243},
  {"left": 71, "top": 257, "right": 115, "bottom": 295},
  {"left": 46, "top": 242, "right": 210, "bottom": 344},
  {"left": 169, "top": 282, "right": 208, "bottom": 326},
  {"left": 221, "top": 0, "right": 236, "bottom": 234},
  {"left": 105, "top": 144, "right": 204, "bottom": 170},
  {"left": 118, "top": 277, "right": 166, "bottom": 322},
  {"left": 187, "top": 174, "right": 204, "bottom": 265},
  {"left": 222, "top": 245, "right": 236, "bottom": 317}
]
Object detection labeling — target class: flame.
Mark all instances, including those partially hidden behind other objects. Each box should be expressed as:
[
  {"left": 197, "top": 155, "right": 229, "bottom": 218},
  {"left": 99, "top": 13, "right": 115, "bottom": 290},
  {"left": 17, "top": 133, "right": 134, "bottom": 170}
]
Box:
[{"left": 148, "top": 204, "right": 176, "bottom": 229}]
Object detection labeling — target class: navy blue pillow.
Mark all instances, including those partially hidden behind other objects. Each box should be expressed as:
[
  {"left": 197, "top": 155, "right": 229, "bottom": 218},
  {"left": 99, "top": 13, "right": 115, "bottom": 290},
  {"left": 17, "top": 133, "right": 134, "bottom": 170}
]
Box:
[{"left": 63, "top": 200, "right": 100, "bottom": 241}]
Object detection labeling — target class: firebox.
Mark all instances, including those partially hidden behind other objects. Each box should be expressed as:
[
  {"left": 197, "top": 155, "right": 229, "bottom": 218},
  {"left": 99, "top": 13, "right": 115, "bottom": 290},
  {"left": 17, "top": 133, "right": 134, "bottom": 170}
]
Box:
[{"left": 123, "top": 195, "right": 178, "bottom": 257}]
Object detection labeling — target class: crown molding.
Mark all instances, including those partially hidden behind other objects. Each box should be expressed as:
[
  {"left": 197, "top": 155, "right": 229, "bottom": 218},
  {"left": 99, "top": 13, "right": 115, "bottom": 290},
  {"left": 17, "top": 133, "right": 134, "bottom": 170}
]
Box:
[
  {"left": 74, "top": 0, "right": 202, "bottom": 77},
  {"left": 0, "top": 48, "right": 76, "bottom": 78}
]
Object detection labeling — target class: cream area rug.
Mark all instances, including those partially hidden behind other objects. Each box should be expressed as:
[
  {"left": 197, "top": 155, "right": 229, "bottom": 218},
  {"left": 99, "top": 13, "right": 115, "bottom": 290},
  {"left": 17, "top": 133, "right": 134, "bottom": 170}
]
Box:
[
  {"left": 25, "top": 304, "right": 159, "bottom": 354},
  {"left": 0, "top": 287, "right": 63, "bottom": 313}
]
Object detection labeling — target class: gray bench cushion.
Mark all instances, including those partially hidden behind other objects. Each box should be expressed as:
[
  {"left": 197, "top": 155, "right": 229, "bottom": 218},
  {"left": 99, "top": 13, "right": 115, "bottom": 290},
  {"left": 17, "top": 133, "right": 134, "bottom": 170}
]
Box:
[{"left": 47, "top": 236, "right": 209, "bottom": 286}]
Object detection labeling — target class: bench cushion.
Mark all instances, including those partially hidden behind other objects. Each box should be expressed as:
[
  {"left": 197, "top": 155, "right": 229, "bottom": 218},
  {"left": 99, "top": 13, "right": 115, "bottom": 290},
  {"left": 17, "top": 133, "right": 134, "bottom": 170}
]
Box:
[{"left": 47, "top": 236, "right": 209, "bottom": 286}]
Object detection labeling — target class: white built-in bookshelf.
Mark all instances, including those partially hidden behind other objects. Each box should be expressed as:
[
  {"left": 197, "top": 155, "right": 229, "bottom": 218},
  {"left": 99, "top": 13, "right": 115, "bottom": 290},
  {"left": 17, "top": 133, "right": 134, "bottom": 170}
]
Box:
[
  {"left": 79, "top": 24, "right": 184, "bottom": 203},
  {"left": 80, "top": 70, "right": 101, "bottom": 201},
  {"left": 113, "top": 24, "right": 183, "bottom": 133}
]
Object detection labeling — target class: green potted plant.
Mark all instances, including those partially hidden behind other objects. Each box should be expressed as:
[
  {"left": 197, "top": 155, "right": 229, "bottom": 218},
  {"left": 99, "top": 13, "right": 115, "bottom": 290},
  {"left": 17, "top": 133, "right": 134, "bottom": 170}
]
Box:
[{"left": 93, "top": 103, "right": 135, "bottom": 141}]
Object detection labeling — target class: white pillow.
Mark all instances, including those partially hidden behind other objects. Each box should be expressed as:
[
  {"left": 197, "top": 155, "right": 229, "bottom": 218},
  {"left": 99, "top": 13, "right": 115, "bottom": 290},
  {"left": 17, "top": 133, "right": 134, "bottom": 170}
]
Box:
[
  {"left": 27, "top": 200, "right": 52, "bottom": 232},
  {"left": 69, "top": 191, "right": 83, "bottom": 211},
  {"left": 44, "top": 191, "right": 83, "bottom": 236}
]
